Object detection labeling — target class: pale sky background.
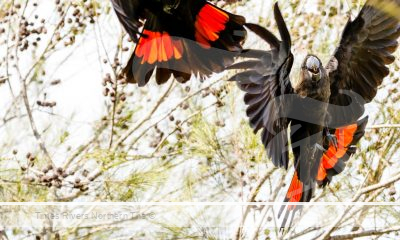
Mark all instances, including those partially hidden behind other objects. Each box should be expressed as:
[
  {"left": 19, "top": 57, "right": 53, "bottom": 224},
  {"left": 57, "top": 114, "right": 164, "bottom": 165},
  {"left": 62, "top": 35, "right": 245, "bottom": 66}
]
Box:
[
  {"left": 0, "top": 0, "right": 400, "bottom": 238},
  {"left": 1, "top": 0, "right": 399, "bottom": 189},
  {"left": 0, "top": 0, "right": 398, "bottom": 187}
]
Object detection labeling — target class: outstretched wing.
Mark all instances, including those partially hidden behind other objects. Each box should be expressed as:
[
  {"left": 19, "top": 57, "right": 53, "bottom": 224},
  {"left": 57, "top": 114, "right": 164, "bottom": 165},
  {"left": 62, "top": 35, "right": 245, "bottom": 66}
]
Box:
[
  {"left": 327, "top": 0, "right": 400, "bottom": 127},
  {"left": 229, "top": 3, "right": 294, "bottom": 168}
]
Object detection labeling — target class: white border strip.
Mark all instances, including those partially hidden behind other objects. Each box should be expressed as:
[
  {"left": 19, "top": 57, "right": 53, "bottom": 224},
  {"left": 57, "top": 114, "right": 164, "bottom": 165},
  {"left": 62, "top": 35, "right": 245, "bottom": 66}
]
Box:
[{"left": 0, "top": 202, "right": 399, "bottom": 206}]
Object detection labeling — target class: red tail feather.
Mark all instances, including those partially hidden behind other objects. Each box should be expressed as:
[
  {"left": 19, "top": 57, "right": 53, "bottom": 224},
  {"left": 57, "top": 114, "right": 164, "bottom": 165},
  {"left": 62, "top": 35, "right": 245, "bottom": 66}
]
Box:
[
  {"left": 286, "top": 171, "right": 303, "bottom": 210},
  {"left": 194, "top": 3, "right": 229, "bottom": 48},
  {"left": 278, "top": 171, "right": 304, "bottom": 230},
  {"left": 135, "top": 30, "right": 183, "bottom": 64}
]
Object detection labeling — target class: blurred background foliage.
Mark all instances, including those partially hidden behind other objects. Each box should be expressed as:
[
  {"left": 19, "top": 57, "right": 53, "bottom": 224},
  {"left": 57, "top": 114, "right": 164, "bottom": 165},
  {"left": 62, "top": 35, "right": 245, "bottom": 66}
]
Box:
[{"left": 0, "top": 0, "right": 399, "bottom": 239}]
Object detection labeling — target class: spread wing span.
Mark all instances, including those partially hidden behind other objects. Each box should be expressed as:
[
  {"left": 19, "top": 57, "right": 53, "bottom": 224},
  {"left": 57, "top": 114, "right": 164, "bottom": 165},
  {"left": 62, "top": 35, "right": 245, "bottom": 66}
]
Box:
[
  {"left": 229, "top": 3, "right": 294, "bottom": 168},
  {"left": 327, "top": 0, "right": 400, "bottom": 127}
]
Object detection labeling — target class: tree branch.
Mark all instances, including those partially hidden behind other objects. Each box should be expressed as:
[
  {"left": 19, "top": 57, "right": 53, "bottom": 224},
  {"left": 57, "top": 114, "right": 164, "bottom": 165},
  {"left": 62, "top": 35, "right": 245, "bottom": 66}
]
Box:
[
  {"left": 113, "top": 81, "right": 175, "bottom": 148},
  {"left": 329, "top": 225, "right": 400, "bottom": 240},
  {"left": 367, "top": 124, "right": 400, "bottom": 129}
]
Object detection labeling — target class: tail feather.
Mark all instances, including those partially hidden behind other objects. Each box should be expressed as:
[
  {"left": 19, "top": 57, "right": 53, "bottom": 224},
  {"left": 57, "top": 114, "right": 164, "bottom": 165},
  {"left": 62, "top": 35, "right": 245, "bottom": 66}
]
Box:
[
  {"left": 112, "top": 0, "right": 247, "bottom": 86},
  {"left": 194, "top": 3, "right": 246, "bottom": 49},
  {"left": 123, "top": 28, "right": 186, "bottom": 85},
  {"left": 194, "top": 3, "right": 229, "bottom": 48},
  {"left": 279, "top": 117, "right": 368, "bottom": 230},
  {"left": 278, "top": 171, "right": 312, "bottom": 230}
]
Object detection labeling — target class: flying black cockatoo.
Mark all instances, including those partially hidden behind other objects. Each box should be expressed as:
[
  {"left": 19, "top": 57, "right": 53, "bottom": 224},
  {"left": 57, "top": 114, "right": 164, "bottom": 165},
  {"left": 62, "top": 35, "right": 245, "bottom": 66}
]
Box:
[
  {"left": 229, "top": 0, "right": 400, "bottom": 229},
  {"left": 110, "top": 0, "right": 247, "bottom": 86}
]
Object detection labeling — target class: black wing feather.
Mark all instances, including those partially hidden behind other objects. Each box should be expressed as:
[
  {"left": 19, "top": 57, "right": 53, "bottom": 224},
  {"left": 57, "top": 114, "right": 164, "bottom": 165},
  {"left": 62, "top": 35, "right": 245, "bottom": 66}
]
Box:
[
  {"left": 230, "top": 3, "right": 294, "bottom": 168},
  {"left": 327, "top": 0, "right": 400, "bottom": 127},
  {"left": 110, "top": 0, "right": 144, "bottom": 42}
]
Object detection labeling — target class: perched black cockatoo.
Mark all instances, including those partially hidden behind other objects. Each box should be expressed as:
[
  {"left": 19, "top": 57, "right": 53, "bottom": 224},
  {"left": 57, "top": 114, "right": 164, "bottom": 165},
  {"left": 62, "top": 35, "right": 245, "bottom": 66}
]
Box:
[
  {"left": 229, "top": 0, "right": 400, "bottom": 229},
  {"left": 110, "top": 0, "right": 247, "bottom": 86}
]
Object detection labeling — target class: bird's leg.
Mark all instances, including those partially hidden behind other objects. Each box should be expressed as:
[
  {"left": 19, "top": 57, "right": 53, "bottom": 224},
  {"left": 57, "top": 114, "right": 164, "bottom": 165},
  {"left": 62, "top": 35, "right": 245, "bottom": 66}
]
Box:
[
  {"left": 325, "top": 127, "right": 338, "bottom": 150},
  {"left": 314, "top": 143, "right": 326, "bottom": 152}
]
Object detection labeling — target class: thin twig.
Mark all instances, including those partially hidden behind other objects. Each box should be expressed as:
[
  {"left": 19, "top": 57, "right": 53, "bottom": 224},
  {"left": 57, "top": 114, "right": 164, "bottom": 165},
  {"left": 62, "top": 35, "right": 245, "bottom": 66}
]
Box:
[
  {"left": 152, "top": 102, "right": 219, "bottom": 154},
  {"left": 62, "top": 123, "right": 109, "bottom": 169},
  {"left": 318, "top": 171, "right": 400, "bottom": 240},
  {"left": 113, "top": 80, "right": 176, "bottom": 148},
  {"left": 367, "top": 124, "right": 400, "bottom": 129},
  {"left": 329, "top": 225, "right": 400, "bottom": 240},
  {"left": 126, "top": 78, "right": 223, "bottom": 149},
  {"left": 234, "top": 167, "right": 276, "bottom": 240},
  {"left": 4, "top": 0, "right": 15, "bottom": 98},
  {"left": 15, "top": 1, "right": 59, "bottom": 167}
]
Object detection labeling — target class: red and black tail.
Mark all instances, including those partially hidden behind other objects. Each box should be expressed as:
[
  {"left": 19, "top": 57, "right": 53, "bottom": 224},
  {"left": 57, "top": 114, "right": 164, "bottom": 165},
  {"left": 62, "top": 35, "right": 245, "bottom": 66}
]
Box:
[
  {"left": 189, "top": 2, "right": 247, "bottom": 77},
  {"left": 121, "top": 1, "right": 246, "bottom": 86},
  {"left": 278, "top": 117, "right": 368, "bottom": 230},
  {"left": 278, "top": 170, "right": 313, "bottom": 230},
  {"left": 194, "top": 3, "right": 246, "bottom": 51},
  {"left": 122, "top": 11, "right": 191, "bottom": 86},
  {"left": 317, "top": 116, "right": 368, "bottom": 187}
]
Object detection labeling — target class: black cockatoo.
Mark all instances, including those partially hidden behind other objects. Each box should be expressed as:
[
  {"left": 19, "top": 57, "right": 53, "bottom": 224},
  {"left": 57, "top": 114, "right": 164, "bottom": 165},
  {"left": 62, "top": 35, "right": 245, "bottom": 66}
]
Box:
[
  {"left": 229, "top": 0, "right": 400, "bottom": 228},
  {"left": 110, "top": 0, "right": 247, "bottom": 86}
]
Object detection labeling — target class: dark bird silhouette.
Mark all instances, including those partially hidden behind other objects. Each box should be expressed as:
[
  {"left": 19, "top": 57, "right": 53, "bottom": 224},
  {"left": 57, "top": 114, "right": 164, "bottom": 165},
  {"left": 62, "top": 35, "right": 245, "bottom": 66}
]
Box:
[
  {"left": 229, "top": 0, "right": 400, "bottom": 229},
  {"left": 110, "top": 0, "right": 247, "bottom": 86}
]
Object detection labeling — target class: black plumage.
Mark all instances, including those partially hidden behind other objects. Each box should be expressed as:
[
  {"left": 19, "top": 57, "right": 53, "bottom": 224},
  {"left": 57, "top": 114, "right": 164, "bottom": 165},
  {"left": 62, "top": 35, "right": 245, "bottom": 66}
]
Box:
[
  {"left": 110, "top": 0, "right": 247, "bottom": 86},
  {"left": 229, "top": 0, "right": 400, "bottom": 229}
]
